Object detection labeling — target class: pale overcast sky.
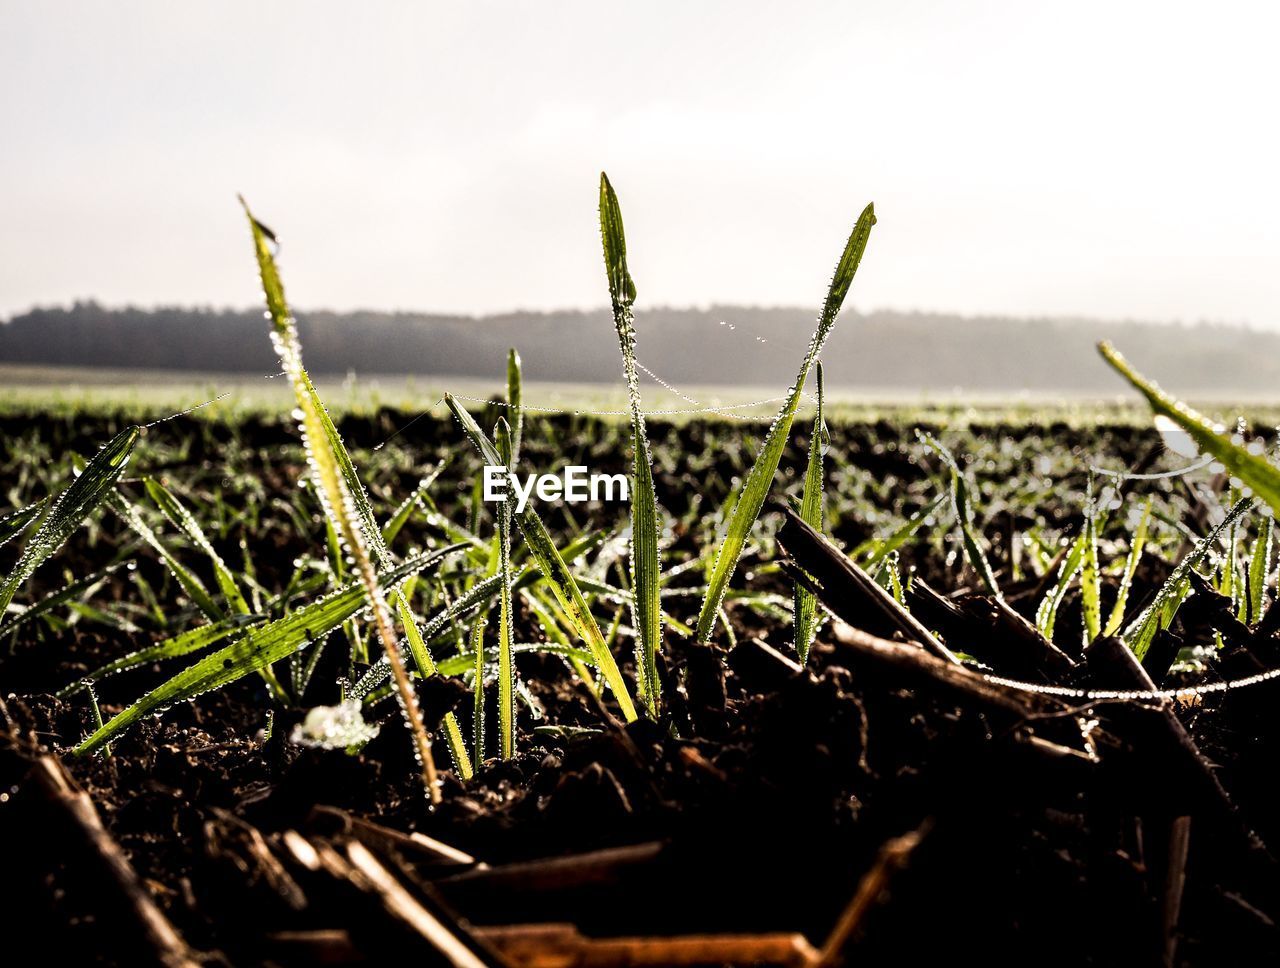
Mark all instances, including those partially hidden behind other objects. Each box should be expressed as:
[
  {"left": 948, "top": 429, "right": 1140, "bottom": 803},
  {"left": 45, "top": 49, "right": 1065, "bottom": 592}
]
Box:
[{"left": 3, "top": 1, "right": 1279, "bottom": 324}]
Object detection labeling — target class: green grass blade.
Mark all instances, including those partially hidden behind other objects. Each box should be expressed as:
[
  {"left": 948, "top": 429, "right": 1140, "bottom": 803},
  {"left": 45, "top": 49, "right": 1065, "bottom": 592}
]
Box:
[
  {"left": 495, "top": 417, "right": 518, "bottom": 757},
  {"left": 599, "top": 173, "right": 662, "bottom": 714},
  {"left": 0, "top": 426, "right": 140, "bottom": 617},
  {"left": 1104, "top": 497, "right": 1152, "bottom": 637},
  {"left": 695, "top": 202, "right": 876, "bottom": 644},
  {"left": 445, "top": 393, "right": 637, "bottom": 721},
  {"left": 0, "top": 497, "right": 49, "bottom": 550},
  {"left": 920, "top": 432, "right": 1001, "bottom": 598},
  {"left": 507, "top": 348, "right": 524, "bottom": 464},
  {"left": 73, "top": 546, "right": 458, "bottom": 755},
  {"left": 470, "top": 615, "right": 487, "bottom": 772},
  {"left": 1216, "top": 486, "right": 1241, "bottom": 604},
  {"left": 108, "top": 490, "right": 224, "bottom": 621},
  {"left": 301, "top": 376, "right": 392, "bottom": 569},
  {"left": 382, "top": 460, "right": 445, "bottom": 545},
  {"left": 437, "top": 641, "right": 597, "bottom": 678},
  {"left": 145, "top": 477, "right": 251, "bottom": 614},
  {"left": 1, "top": 562, "right": 128, "bottom": 639},
  {"left": 242, "top": 198, "right": 438, "bottom": 799},
  {"left": 59, "top": 615, "right": 262, "bottom": 698},
  {"left": 350, "top": 573, "right": 506, "bottom": 699},
  {"left": 1241, "top": 518, "right": 1273, "bottom": 625},
  {"left": 853, "top": 493, "right": 947, "bottom": 567},
  {"left": 1125, "top": 498, "right": 1251, "bottom": 660},
  {"left": 1080, "top": 479, "right": 1102, "bottom": 644},
  {"left": 793, "top": 362, "right": 825, "bottom": 663},
  {"left": 395, "top": 594, "right": 473, "bottom": 780},
  {"left": 1036, "top": 532, "right": 1086, "bottom": 638},
  {"left": 1100, "top": 341, "right": 1280, "bottom": 516}
]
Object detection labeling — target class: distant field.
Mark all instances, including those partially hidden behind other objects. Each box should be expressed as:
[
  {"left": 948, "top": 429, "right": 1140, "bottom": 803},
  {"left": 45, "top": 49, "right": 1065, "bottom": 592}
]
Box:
[{"left": 3, "top": 362, "right": 1279, "bottom": 430}]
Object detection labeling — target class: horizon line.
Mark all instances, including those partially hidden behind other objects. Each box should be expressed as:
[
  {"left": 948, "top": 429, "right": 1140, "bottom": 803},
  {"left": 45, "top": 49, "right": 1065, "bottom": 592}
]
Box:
[{"left": 2, "top": 300, "right": 1268, "bottom": 333}]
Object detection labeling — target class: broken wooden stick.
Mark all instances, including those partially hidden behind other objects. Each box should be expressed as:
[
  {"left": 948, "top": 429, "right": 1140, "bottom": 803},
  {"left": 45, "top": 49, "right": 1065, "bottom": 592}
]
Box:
[
  {"left": 777, "top": 507, "right": 960, "bottom": 664},
  {"left": 436, "top": 841, "right": 665, "bottom": 898},
  {"left": 27, "top": 755, "right": 200, "bottom": 968},
  {"left": 816, "top": 823, "right": 928, "bottom": 966},
  {"left": 829, "top": 622, "right": 1060, "bottom": 723},
  {"left": 1083, "top": 636, "right": 1269, "bottom": 861},
  {"left": 908, "top": 578, "right": 1075, "bottom": 680},
  {"left": 287, "top": 831, "right": 503, "bottom": 967},
  {"left": 309, "top": 804, "right": 481, "bottom": 868},
  {"left": 476, "top": 922, "right": 819, "bottom": 967},
  {"left": 1161, "top": 816, "right": 1192, "bottom": 968}
]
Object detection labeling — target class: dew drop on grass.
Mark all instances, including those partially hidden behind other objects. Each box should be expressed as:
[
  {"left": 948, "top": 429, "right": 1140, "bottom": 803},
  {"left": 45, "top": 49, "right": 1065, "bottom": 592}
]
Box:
[{"left": 290, "top": 699, "right": 379, "bottom": 749}]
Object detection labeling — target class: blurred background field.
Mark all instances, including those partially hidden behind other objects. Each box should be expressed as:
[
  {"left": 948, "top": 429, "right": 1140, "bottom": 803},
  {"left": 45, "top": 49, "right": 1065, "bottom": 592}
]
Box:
[{"left": 5, "top": 362, "right": 1279, "bottom": 432}]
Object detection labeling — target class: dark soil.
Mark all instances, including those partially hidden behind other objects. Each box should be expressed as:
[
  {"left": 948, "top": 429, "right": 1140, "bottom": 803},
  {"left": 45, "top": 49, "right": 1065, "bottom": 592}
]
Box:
[{"left": 3, "top": 411, "right": 1279, "bottom": 966}]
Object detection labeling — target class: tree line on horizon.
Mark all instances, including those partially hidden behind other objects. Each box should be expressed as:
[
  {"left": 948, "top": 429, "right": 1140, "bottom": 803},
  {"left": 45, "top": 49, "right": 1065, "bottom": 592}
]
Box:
[{"left": 1, "top": 301, "right": 1272, "bottom": 393}]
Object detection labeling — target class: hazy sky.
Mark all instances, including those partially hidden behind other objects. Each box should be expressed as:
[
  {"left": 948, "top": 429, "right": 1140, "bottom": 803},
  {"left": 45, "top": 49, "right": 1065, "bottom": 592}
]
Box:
[{"left": 3, "top": 1, "right": 1280, "bottom": 325}]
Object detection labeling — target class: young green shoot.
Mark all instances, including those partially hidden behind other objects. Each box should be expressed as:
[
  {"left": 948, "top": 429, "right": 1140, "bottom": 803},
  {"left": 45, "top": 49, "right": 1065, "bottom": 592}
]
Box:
[
  {"left": 919, "top": 432, "right": 1001, "bottom": 598},
  {"left": 1099, "top": 341, "right": 1280, "bottom": 517},
  {"left": 793, "top": 362, "right": 826, "bottom": 663},
  {"left": 1125, "top": 498, "right": 1251, "bottom": 661},
  {"left": 444, "top": 394, "right": 637, "bottom": 721},
  {"left": 495, "top": 417, "right": 518, "bottom": 758},
  {"left": 599, "top": 172, "right": 662, "bottom": 714},
  {"left": 1036, "top": 531, "right": 1087, "bottom": 639},
  {"left": 470, "top": 615, "right": 487, "bottom": 772},
  {"left": 1103, "top": 497, "right": 1152, "bottom": 637},
  {"left": 1079, "top": 475, "right": 1102, "bottom": 644},
  {"left": 74, "top": 547, "right": 459, "bottom": 755},
  {"left": 507, "top": 348, "right": 524, "bottom": 463},
  {"left": 1241, "top": 518, "right": 1273, "bottom": 626},
  {"left": 695, "top": 202, "right": 876, "bottom": 644},
  {"left": 0, "top": 426, "right": 140, "bottom": 618},
  {"left": 241, "top": 199, "right": 442, "bottom": 802}
]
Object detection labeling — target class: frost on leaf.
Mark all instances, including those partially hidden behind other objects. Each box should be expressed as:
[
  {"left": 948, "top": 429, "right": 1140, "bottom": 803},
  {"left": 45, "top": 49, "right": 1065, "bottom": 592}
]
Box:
[{"left": 290, "top": 699, "right": 380, "bottom": 750}]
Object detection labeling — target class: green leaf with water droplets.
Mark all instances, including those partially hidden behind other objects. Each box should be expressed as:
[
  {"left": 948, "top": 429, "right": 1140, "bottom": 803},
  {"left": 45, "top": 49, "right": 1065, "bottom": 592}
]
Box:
[
  {"left": 1104, "top": 498, "right": 1151, "bottom": 637},
  {"left": 445, "top": 393, "right": 637, "bottom": 722},
  {"left": 1, "top": 562, "right": 128, "bottom": 641},
  {"left": 920, "top": 432, "right": 1001, "bottom": 598},
  {"left": 0, "top": 426, "right": 140, "bottom": 618},
  {"left": 1100, "top": 341, "right": 1280, "bottom": 516},
  {"left": 73, "top": 545, "right": 461, "bottom": 756},
  {"left": 1126, "top": 498, "right": 1251, "bottom": 660},
  {"left": 495, "top": 417, "right": 518, "bottom": 756},
  {"left": 59, "top": 614, "right": 263, "bottom": 699},
  {"left": 599, "top": 173, "right": 662, "bottom": 714},
  {"left": 1243, "top": 519, "right": 1274, "bottom": 626},
  {"left": 507, "top": 348, "right": 524, "bottom": 464},
  {"left": 793, "top": 362, "right": 825, "bottom": 664},
  {"left": 0, "top": 497, "right": 49, "bottom": 551},
  {"left": 695, "top": 202, "right": 875, "bottom": 644},
  {"left": 145, "top": 477, "right": 251, "bottom": 615}
]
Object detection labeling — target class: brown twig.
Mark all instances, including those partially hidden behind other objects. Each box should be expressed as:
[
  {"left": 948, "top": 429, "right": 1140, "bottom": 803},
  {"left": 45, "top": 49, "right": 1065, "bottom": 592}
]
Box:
[
  {"left": 436, "top": 841, "right": 665, "bottom": 897},
  {"left": 829, "top": 622, "right": 1060, "bottom": 723},
  {"left": 1161, "top": 816, "right": 1192, "bottom": 968},
  {"left": 309, "top": 804, "right": 481, "bottom": 868},
  {"left": 1083, "top": 636, "right": 1268, "bottom": 859},
  {"left": 477, "top": 922, "right": 819, "bottom": 967},
  {"left": 27, "top": 756, "right": 200, "bottom": 968},
  {"left": 777, "top": 507, "right": 959, "bottom": 664},
  {"left": 816, "top": 823, "right": 929, "bottom": 966}
]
